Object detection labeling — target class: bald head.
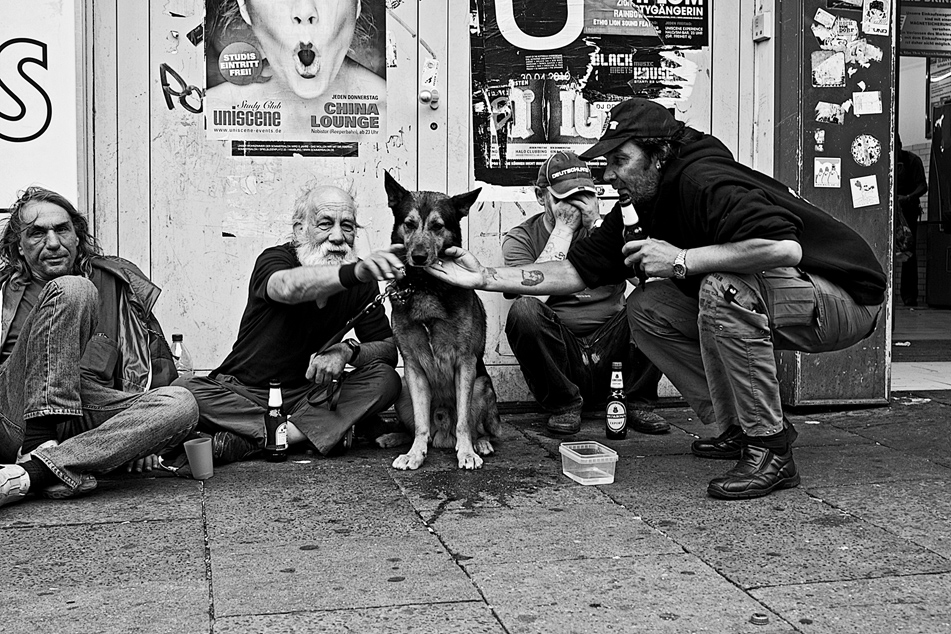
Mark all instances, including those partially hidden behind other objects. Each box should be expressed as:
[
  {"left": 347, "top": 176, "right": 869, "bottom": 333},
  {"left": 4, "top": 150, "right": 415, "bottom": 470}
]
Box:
[{"left": 292, "top": 185, "right": 359, "bottom": 267}]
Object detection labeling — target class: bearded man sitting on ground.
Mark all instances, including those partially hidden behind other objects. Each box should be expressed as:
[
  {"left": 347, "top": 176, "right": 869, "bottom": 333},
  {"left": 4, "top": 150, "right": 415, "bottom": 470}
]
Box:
[{"left": 175, "top": 185, "right": 407, "bottom": 463}]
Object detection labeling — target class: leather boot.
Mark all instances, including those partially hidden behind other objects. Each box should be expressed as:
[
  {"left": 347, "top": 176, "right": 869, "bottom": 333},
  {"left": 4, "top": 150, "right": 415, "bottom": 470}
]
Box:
[
  {"left": 706, "top": 445, "right": 800, "bottom": 500},
  {"left": 691, "top": 425, "right": 744, "bottom": 459}
]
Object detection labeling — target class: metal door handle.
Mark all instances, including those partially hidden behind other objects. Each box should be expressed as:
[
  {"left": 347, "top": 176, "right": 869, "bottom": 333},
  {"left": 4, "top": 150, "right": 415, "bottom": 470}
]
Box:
[{"left": 418, "top": 88, "right": 440, "bottom": 110}]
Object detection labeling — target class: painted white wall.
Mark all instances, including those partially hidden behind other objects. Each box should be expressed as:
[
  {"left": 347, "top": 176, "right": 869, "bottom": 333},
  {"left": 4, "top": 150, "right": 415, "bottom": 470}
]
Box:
[
  {"left": 899, "top": 56, "right": 928, "bottom": 147},
  {"left": 0, "top": 0, "right": 82, "bottom": 207}
]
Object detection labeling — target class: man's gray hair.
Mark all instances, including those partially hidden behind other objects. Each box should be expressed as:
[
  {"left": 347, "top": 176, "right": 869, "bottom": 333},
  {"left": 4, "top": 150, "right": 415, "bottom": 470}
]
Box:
[{"left": 291, "top": 182, "right": 359, "bottom": 231}]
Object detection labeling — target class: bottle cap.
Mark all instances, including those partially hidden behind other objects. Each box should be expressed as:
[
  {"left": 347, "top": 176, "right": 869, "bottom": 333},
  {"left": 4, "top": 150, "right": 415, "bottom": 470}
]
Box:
[
  {"left": 172, "top": 333, "right": 183, "bottom": 342},
  {"left": 611, "top": 361, "right": 622, "bottom": 370},
  {"left": 750, "top": 613, "right": 769, "bottom": 625}
]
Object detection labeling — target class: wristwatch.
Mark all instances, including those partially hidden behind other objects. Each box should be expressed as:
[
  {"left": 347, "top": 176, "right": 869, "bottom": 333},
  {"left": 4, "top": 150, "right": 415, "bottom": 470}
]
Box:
[
  {"left": 343, "top": 338, "right": 361, "bottom": 365},
  {"left": 672, "top": 249, "right": 688, "bottom": 280}
]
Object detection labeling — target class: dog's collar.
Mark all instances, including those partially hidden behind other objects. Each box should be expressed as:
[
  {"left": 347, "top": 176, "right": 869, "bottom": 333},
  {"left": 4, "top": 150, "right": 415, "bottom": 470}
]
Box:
[{"left": 386, "top": 281, "right": 414, "bottom": 306}]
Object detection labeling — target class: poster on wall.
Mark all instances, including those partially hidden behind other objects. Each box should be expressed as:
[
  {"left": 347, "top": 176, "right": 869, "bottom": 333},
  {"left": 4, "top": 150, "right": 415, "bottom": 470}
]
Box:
[
  {"left": 203, "top": 0, "right": 386, "bottom": 152},
  {"left": 899, "top": 0, "right": 951, "bottom": 58},
  {"left": 471, "top": 0, "right": 707, "bottom": 187}
]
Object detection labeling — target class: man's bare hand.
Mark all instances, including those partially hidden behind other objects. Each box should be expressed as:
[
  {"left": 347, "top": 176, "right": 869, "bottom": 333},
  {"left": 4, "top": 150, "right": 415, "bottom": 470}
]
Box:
[
  {"left": 424, "top": 246, "right": 485, "bottom": 289},
  {"left": 305, "top": 345, "right": 349, "bottom": 386},
  {"left": 623, "top": 238, "right": 680, "bottom": 278},
  {"left": 355, "top": 245, "right": 407, "bottom": 282},
  {"left": 552, "top": 192, "right": 599, "bottom": 232},
  {"left": 125, "top": 454, "right": 159, "bottom": 473}
]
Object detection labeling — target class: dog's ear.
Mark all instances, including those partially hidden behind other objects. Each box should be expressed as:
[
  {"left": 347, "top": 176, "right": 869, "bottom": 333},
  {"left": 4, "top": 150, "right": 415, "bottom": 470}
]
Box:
[
  {"left": 384, "top": 171, "right": 409, "bottom": 209},
  {"left": 450, "top": 188, "right": 482, "bottom": 218}
]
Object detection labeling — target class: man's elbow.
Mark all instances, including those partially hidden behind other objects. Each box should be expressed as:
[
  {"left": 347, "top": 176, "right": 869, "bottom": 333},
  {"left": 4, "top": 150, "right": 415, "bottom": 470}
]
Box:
[{"left": 777, "top": 240, "right": 802, "bottom": 267}]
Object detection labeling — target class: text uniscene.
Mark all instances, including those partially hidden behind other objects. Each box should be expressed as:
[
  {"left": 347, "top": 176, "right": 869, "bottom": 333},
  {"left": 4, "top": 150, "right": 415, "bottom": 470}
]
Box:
[
  {"left": 311, "top": 102, "right": 381, "bottom": 129},
  {"left": 213, "top": 109, "right": 282, "bottom": 127}
]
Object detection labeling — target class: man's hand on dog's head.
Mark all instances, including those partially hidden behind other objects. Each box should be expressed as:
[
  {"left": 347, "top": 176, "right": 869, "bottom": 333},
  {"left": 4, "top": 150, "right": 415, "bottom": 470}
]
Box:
[
  {"left": 424, "top": 246, "right": 484, "bottom": 289},
  {"left": 355, "top": 246, "right": 407, "bottom": 282}
]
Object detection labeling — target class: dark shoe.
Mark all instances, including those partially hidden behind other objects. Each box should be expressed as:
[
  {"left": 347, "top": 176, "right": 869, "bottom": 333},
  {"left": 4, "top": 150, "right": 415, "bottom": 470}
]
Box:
[
  {"left": 546, "top": 409, "right": 582, "bottom": 434},
  {"left": 691, "top": 425, "right": 744, "bottom": 459},
  {"left": 325, "top": 425, "right": 356, "bottom": 457},
  {"left": 706, "top": 445, "right": 800, "bottom": 500},
  {"left": 693, "top": 418, "right": 798, "bottom": 460},
  {"left": 628, "top": 409, "right": 670, "bottom": 434},
  {"left": 212, "top": 431, "right": 260, "bottom": 464}
]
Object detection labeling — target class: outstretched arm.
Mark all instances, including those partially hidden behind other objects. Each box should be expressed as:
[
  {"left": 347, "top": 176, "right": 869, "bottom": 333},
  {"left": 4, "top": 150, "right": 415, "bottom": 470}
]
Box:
[
  {"left": 426, "top": 246, "right": 587, "bottom": 296},
  {"left": 267, "top": 246, "right": 406, "bottom": 305}
]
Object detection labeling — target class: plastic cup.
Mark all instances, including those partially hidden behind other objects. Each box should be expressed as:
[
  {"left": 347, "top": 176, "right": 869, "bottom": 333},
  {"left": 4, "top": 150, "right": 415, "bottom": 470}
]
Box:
[{"left": 183, "top": 437, "right": 214, "bottom": 480}]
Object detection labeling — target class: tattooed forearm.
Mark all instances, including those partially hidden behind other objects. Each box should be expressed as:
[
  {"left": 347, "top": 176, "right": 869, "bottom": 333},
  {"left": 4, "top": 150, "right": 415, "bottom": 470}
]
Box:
[
  {"left": 537, "top": 242, "right": 567, "bottom": 262},
  {"left": 521, "top": 270, "right": 544, "bottom": 287},
  {"left": 485, "top": 267, "right": 500, "bottom": 281}
]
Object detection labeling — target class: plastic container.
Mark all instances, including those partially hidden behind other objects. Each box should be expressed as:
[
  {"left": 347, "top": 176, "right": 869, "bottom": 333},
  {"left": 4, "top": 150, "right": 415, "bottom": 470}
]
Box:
[{"left": 559, "top": 441, "right": 618, "bottom": 485}]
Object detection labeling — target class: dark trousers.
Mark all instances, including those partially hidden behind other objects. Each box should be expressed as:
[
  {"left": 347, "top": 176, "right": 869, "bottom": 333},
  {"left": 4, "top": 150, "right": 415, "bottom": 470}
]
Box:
[
  {"left": 900, "top": 206, "right": 920, "bottom": 305},
  {"left": 175, "top": 360, "right": 401, "bottom": 455},
  {"left": 504, "top": 297, "right": 662, "bottom": 414}
]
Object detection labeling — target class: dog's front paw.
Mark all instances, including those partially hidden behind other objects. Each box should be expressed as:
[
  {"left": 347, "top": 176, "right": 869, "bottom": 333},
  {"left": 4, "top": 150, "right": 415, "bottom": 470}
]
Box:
[
  {"left": 457, "top": 451, "right": 484, "bottom": 470},
  {"left": 474, "top": 437, "right": 495, "bottom": 456},
  {"left": 393, "top": 452, "right": 426, "bottom": 470},
  {"left": 375, "top": 432, "right": 411, "bottom": 449}
]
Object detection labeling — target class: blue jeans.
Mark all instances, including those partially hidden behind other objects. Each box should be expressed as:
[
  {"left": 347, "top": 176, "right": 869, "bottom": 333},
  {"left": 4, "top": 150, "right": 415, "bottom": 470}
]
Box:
[
  {"left": 505, "top": 297, "right": 662, "bottom": 414},
  {"left": 175, "top": 360, "right": 401, "bottom": 455},
  {"left": 0, "top": 276, "right": 198, "bottom": 488},
  {"left": 628, "top": 269, "right": 881, "bottom": 437}
]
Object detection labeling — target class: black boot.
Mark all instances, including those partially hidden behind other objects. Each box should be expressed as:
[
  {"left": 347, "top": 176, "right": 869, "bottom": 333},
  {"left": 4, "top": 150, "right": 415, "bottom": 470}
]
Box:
[
  {"left": 691, "top": 425, "right": 744, "bottom": 459},
  {"left": 706, "top": 444, "right": 800, "bottom": 500}
]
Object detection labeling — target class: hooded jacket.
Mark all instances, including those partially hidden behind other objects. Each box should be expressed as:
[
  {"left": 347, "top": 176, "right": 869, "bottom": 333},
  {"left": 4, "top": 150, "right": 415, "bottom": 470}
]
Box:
[
  {"left": 0, "top": 256, "right": 177, "bottom": 392},
  {"left": 567, "top": 131, "right": 887, "bottom": 305}
]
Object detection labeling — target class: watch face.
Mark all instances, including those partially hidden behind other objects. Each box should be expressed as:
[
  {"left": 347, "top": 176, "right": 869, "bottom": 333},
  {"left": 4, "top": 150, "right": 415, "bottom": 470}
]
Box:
[{"left": 673, "top": 264, "right": 686, "bottom": 279}]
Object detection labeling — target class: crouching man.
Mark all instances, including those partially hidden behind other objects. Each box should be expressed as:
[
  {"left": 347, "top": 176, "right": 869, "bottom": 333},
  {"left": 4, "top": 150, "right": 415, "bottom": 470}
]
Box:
[{"left": 0, "top": 187, "right": 199, "bottom": 508}]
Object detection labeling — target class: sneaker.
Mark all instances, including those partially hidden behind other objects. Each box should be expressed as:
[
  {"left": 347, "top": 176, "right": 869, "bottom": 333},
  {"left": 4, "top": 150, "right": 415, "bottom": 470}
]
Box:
[
  {"left": 546, "top": 409, "right": 582, "bottom": 434},
  {"left": 41, "top": 473, "right": 98, "bottom": 500},
  {"left": 212, "top": 431, "right": 260, "bottom": 464},
  {"left": 0, "top": 464, "right": 31, "bottom": 508},
  {"left": 628, "top": 409, "right": 671, "bottom": 434}
]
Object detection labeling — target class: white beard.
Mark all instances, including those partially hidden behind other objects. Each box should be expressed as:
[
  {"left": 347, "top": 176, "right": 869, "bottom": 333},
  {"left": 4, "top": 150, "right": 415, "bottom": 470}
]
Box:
[{"left": 297, "top": 239, "right": 357, "bottom": 267}]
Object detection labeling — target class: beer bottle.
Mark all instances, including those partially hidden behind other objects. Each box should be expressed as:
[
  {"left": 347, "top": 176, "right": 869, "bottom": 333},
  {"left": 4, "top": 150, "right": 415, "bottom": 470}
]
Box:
[
  {"left": 620, "top": 202, "right": 647, "bottom": 283},
  {"left": 264, "top": 380, "right": 288, "bottom": 462},
  {"left": 170, "top": 333, "right": 194, "bottom": 380},
  {"left": 605, "top": 361, "right": 628, "bottom": 440}
]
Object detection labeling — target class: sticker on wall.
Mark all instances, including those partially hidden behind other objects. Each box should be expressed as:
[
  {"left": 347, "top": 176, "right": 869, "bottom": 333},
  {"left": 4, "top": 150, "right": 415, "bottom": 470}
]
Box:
[
  {"left": 814, "top": 129, "right": 827, "bottom": 152},
  {"left": 850, "top": 175, "right": 880, "bottom": 207},
  {"left": 815, "top": 8, "right": 836, "bottom": 28},
  {"left": 816, "top": 101, "right": 847, "bottom": 124},
  {"left": 862, "top": 0, "right": 890, "bottom": 36},
  {"left": 836, "top": 17, "right": 859, "bottom": 39},
  {"left": 812, "top": 51, "right": 846, "bottom": 87},
  {"left": 847, "top": 39, "right": 883, "bottom": 67},
  {"left": 852, "top": 90, "right": 883, "bottom": 116},
  {"left": 828, "top": 0, "right": 862, "bottom": 9},
  {"left": 814, "top": 157, "right": 842, "bottom": 188},
  {"left": 851, "top": 133, "right": 882, "bottom": 166}
]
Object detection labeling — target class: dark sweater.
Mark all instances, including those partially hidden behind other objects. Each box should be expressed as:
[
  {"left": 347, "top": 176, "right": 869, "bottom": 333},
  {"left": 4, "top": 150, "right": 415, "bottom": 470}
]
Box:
[{"left": 568, "top": 131, "right": 886, "bottom": 305}]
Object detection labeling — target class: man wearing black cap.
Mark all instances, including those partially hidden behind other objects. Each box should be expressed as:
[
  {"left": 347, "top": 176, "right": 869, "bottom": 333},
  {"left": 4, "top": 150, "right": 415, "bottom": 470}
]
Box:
[
  {"left": 427, "top": 98, "right": 886, "bottom": 500},
  {"left": 503, "top": 151, "right": 666, "bottom": 436}
]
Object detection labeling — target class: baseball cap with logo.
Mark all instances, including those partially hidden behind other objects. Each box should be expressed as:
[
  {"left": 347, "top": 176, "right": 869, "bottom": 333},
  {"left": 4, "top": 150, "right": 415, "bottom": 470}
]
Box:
[
  {"left": 579, "top": 98, "right": 684, "bottom": 160},
  {"left": 536, "top": 151, "right": 598, "bottom": 199}
]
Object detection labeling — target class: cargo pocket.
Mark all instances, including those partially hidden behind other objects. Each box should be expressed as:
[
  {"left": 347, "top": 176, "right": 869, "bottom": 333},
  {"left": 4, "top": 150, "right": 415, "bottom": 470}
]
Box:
[
  {"left": 760, "top": 268, "right": 818, "bottom": 329},
  {"left": 80, "top": 333, "right": 119, "bottom": 386}
]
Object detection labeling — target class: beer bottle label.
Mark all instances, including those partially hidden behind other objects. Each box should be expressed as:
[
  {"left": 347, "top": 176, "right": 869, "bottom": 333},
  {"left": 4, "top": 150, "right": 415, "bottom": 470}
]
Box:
[
  {"left": 606, "top": 401, "right": 627, "bottom": 432},
  {"left": 275, "top": 422, "right": 287, "bottom": 448}
]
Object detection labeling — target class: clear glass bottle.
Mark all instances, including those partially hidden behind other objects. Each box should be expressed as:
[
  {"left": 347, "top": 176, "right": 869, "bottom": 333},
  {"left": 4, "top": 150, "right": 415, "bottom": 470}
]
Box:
[
  {"left": 605, "top": 361, "right": 628, "bottom": 440},
  {"left": 265, "top": 380, "right": 288, "bottom": 462},
  {"left": 170, "top": 333, "right": 194, "bottom": 380}
]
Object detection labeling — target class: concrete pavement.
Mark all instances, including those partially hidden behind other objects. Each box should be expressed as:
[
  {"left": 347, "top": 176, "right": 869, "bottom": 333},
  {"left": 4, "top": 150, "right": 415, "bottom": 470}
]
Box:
[{"left": 2, "top": 391, "right": 951, "bottom": 633}]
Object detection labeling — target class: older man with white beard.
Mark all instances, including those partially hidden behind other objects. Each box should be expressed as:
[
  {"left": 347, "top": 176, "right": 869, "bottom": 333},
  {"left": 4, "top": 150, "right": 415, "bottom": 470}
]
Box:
[{"left": 175, "top": 185, "right": 406, "bottom": 463}]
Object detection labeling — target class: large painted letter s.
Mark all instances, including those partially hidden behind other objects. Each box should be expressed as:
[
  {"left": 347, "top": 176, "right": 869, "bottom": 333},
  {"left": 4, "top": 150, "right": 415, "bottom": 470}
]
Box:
[{"left": 0, "top": 38, "right": 53, "bottom": 143}]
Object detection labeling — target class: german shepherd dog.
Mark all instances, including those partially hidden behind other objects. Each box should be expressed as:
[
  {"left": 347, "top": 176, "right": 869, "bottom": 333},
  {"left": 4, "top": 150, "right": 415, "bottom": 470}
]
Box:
[{"left": 384, "top": 172, "right": 502, "bottom": 470}]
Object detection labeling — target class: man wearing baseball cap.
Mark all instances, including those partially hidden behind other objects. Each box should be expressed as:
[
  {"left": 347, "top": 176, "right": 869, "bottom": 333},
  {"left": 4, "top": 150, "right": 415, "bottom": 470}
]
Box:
[
  {"left": 503, "top": 151, "right": 666, "bottom": 436},
  {"left": 427, "top": 98, "right": 886, "bottom": 500}
]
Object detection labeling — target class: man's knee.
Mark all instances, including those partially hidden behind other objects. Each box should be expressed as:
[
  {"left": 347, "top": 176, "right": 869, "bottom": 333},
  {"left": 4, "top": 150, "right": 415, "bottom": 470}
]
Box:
[
  {"left": 151, "top": 385, "right": 200, "bottom": 429},
  {"left": 45, "top": 275, "right": 98, "bottom": 306},
  {"left": 505, "top": 297, "right": 546, "bottom": 335}
]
